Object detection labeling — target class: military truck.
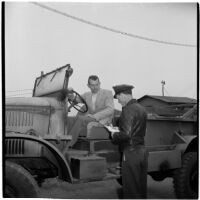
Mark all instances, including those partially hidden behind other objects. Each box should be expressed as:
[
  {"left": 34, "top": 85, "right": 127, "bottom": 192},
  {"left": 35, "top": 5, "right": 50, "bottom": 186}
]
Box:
[{"left": 4, "top": 64, "right": 198, "bottom": 198}]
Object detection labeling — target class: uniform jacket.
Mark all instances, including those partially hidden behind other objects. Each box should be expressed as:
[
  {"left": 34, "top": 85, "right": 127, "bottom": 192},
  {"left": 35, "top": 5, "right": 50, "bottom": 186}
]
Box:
[
  {"left": 112, "top": 99, "right": 147, "bottom": 147},
  {"left": 82, "top": 89, "right": 114, "bottom": 125}
]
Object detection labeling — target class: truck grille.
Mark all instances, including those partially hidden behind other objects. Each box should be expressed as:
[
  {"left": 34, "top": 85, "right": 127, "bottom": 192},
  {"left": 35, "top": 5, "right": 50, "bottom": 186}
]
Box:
[
  {"left": 5, "top": 139, "right": 25, "bottom": 155},
  {"left": 6, "top": 111, "right": 33, "bottom": 127}
]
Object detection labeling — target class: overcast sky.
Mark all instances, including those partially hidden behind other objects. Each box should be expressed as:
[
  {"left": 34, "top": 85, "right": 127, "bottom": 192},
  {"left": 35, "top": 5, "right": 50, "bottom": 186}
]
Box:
[{"left": 5, "top": 2, "right": 197, "bottom": 108}]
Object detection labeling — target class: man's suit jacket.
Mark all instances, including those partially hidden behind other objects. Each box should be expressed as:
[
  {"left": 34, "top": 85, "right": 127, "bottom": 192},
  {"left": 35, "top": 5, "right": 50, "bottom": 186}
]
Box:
[{"left": 82, "top": 89, "right": 114, "bottom": 125}]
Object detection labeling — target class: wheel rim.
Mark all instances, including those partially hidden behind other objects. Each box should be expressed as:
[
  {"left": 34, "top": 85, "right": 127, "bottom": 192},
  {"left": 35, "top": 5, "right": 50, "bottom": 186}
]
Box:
[{"left": 5, "top": 184, "right": 18, "bottom": 198}]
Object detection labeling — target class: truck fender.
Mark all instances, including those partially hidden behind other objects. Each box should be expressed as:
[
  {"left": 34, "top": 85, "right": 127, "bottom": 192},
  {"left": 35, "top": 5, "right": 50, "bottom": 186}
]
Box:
[
  {"left": 5, "top": 133, "right": 73, "bottom": 183},
  {"left": 183, "top": 136, "right": 198, "bottom": 153},
  {"left": 175, "top": 135, "right": 197, "bottom": 155}
]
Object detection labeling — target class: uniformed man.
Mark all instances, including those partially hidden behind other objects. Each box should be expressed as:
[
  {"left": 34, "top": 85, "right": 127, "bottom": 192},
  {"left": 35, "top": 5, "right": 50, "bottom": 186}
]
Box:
[{"left": 111, "top": 84, "right": 148, "bottom": 199}]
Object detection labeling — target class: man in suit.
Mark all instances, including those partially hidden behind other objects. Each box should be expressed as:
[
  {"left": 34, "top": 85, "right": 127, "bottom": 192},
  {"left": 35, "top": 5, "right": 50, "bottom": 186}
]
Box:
[{"left": 67, "top": 75, "right": 114, "bottom": 147}]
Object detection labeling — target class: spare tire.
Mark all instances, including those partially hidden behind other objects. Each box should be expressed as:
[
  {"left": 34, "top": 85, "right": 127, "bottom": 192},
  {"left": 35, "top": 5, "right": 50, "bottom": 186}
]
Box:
[
  {"left": 173, "top": 152, "right": 198, "bottom": 199},
  {"left": 5, "top": 161, "right": 39, "bottom": 198}
]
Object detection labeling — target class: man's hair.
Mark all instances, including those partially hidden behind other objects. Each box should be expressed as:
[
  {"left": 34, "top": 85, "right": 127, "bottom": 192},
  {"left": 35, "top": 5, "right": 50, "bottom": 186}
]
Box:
[{"left": 88, "top": 75, "right": 100, "bottom": 84}]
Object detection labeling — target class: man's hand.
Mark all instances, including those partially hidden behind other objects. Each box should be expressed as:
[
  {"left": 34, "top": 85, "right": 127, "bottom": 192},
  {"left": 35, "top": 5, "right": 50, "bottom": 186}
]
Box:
[
  {"left": 110, "top": 131, "right": 115, "bottom": 138},
  {"left": 68, "top": 87, "right": 74, "bottom": 92},
  {"left": 67, "top": 87, "right": 75, "bottom": 101}
]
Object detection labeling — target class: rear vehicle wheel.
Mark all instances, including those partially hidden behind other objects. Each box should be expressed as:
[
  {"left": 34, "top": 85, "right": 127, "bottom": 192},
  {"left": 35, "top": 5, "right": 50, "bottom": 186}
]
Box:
[
  {"left": 5, "top": 161, "right": 39, "bottom": 198},
  {"left": 173, "top": 152, "right": 198, "bottom": 199}
]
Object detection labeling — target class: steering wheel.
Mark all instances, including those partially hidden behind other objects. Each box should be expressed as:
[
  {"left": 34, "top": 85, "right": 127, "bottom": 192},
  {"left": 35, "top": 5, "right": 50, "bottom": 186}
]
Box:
[{"left": 68, "top": 90, "right": 88, "bottom": 113}]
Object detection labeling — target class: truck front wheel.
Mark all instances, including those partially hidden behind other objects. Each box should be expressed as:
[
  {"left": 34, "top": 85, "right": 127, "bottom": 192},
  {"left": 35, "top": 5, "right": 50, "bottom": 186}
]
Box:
[
  {"left": 5, "top": 161, "right": 39, "bottom": 198},
  {"left": 173, "top": 152, "right": 198, "bottom": 199}
]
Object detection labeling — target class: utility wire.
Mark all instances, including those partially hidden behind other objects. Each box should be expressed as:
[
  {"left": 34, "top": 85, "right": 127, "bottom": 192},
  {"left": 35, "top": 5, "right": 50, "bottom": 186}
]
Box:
[
  {"left": 6, "top": 93, "right": 32, "bottom": 97},
  {"left": 32, "top": 2, "right": 196, "bottom": 48},
  {"left": 6, "top": 89, "right": 32, "bottom": 93}
]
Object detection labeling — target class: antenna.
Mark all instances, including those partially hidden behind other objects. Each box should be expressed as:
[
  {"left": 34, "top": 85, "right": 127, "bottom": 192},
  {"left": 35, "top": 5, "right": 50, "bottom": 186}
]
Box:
[{"left": 161, "top": 80, "right": 165, "bottom": 96}]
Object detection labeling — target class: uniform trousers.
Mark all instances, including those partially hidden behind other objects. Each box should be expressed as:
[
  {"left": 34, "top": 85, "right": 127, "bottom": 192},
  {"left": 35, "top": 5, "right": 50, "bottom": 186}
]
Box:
[{"left": 122, "top": 145, "right": 148, "bottom": 199}]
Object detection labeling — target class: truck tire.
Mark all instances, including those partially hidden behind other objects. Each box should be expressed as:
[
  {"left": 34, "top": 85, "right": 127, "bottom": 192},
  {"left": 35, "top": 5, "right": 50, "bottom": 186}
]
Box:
[
  {"left": 5, "top": 161, "right": 39, "bottom": 198},
  {"left": 173, "top": 152, "right": 198, "bottom": 199}
]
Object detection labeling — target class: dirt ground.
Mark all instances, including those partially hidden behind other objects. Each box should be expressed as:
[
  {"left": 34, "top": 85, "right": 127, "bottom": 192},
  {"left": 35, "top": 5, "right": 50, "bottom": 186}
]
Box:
[{"left": 39, "top": 175, "right": 176, "bottom": 199}]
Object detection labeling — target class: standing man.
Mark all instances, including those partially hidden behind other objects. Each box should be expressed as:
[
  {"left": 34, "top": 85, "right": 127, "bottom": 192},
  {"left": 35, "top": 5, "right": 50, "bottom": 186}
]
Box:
[
  {"left": 112, "top": 84, "right": 148, "bottom": 199},
  {"left": 67, "top": 75, "right": 114, "bottom": 147}
]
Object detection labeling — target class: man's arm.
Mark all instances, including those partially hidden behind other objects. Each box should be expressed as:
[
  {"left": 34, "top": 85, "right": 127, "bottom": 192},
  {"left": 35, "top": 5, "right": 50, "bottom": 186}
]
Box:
[
  {"left": 67, "top": 88, "right": 86, "bottom": 104},
  {"left": 92, "top": 91, "right": 114, "bottom": 121},
  {"left": 111, "top": 108, "right": 133, "bottom": 144}
]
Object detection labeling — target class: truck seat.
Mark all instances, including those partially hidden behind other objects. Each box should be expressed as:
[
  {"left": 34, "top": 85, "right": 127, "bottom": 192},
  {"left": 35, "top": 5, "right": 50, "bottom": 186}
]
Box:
[
  {"left": 79, "top": 126, "right": 110, "bottom": 139},
  {"left": 67, "top": 116, "right": 110, "bottom": 139},
  {"left": 84, "top": 115, "right": 121, "bottom": 140}
]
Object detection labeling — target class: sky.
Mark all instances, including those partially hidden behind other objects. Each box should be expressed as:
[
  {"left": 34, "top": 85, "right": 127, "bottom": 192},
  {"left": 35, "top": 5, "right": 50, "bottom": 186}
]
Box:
[{"left": 5, "top": 2, "right": 197, "bottom": 109}]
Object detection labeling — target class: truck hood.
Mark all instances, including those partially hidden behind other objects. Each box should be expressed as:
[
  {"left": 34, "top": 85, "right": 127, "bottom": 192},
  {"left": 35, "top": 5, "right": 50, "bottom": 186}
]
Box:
[{"left": 6, "top": 97, "right": 63, "bottom": 109}]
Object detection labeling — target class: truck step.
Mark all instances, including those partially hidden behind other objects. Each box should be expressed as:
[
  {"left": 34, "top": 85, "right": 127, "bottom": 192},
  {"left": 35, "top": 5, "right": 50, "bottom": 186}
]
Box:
[
  {"left": 73, "top": 139, "right": 119, "bottom": 153},
  {"left": 72, "top": 172, "right": 121, "bottom": 184},
  {"left": 64, "top": 149, "right": 89, "bottom": 162}
]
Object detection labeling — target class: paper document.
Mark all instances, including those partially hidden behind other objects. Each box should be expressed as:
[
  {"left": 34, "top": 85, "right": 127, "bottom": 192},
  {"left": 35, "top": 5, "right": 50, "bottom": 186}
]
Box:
[{"left": 104, "top": 125, "right": 119, "bottom": 133}]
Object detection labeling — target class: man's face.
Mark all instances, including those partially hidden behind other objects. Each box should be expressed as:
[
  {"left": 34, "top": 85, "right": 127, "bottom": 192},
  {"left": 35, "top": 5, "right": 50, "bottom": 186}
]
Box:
[
  {"left": 116, "top": 93, "right": 127, "bottom": 107},
  {"left": 88, "top": 79, "right": 100, "bottom": 94},
  {"left": 116, "top": 93, "right": 126, "bottom": 107}
]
